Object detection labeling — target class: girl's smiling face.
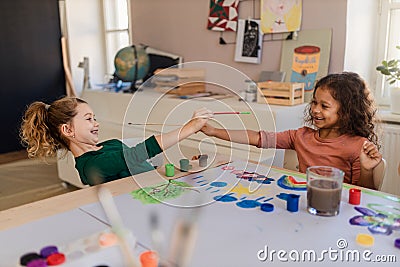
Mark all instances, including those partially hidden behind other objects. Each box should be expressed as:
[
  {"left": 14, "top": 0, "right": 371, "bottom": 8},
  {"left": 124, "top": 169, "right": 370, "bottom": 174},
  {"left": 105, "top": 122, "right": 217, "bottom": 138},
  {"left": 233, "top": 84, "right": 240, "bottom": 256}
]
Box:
[
  {"left": 311, "top": 87, "right": 340, "bottom": 130},
  {"left": 70, "top": 103, "right": 100, "bottom": 145}
]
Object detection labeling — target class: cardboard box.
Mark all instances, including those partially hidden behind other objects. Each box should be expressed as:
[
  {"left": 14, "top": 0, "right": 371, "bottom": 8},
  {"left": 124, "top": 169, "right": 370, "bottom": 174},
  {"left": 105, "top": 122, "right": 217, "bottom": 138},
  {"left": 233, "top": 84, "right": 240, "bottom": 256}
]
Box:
[
  {"left": 257, "top": 81, "right": 304, "bottom": 106},
  {"left": 153, "top": 68, "right": 206, "bottom": 95}
]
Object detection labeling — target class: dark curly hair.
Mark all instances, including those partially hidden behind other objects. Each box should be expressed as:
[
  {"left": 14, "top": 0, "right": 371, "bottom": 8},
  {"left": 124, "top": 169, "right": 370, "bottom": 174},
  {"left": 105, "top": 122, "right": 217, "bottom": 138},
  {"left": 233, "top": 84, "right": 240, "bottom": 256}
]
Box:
[{"left": 304, "top": 72, "right": 380, "bottom": 148}]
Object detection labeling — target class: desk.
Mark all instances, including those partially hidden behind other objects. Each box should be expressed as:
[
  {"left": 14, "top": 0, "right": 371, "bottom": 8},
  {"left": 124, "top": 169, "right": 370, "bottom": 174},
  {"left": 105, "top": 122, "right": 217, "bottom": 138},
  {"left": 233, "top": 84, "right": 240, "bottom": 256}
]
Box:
[{"left": 1, "top": 160, "right": 399, "bottom": 266}]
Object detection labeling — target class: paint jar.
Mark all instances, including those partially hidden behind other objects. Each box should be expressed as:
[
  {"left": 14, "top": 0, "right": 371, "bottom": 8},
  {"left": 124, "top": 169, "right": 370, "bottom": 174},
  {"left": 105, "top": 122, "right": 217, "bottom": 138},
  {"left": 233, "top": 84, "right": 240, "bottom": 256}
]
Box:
[
  {"left": 165, "top": 164, "right": 175, "bottom": 177},
  {"left": 290, "top": 45, "right": 320, "bottom": 101},
  {"left": 179, "top": 158, "right": 190, "bottom": 172},
  {"left": 199, "top": 154, "right": 208, "bottom": 167},
  {"left": 140, "top": 250, "right": 159, "bottom": 267},
  {"left": 244, "top": 79, "right": 257, "bottom": 102}
]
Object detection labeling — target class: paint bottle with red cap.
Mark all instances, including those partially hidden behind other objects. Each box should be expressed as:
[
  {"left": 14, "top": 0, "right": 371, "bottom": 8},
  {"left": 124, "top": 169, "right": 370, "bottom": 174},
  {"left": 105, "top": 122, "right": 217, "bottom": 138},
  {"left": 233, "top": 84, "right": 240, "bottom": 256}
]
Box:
[{"left": 349, "top": 188, "right": 361, "bottom": 205}]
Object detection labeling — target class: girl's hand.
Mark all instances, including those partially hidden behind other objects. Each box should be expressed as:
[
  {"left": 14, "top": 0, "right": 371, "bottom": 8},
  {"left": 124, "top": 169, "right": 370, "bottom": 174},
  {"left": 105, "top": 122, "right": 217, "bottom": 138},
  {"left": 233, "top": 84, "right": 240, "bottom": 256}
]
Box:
[
  {"left": 188, "top": 108, "right": 213, "bottom": 133},
  {"left": 360, "top": 141, "right": 382, "bottom": 171},
  {"left": 200, "top": 123, "right": 216, "bottom": 136}
]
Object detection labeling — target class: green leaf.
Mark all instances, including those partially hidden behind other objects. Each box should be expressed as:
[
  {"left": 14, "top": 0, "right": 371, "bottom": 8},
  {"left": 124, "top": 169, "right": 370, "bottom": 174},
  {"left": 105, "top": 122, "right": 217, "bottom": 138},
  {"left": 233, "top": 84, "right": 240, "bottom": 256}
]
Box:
[{"left": 388, "top": 60, "right": 398, "bottom": 67}]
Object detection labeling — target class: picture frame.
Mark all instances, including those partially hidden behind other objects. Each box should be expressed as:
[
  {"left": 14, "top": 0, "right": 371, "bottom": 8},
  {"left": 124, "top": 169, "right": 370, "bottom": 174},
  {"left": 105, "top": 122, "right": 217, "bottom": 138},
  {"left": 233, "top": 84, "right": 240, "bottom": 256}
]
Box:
[{"left": 234, "top": 19, "right": 263, "bottom": 64}]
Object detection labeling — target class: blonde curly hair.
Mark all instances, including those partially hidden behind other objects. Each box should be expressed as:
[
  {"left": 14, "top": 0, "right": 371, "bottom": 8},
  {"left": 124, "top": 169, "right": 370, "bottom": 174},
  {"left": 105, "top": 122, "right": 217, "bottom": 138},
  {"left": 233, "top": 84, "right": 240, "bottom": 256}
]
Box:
[{"left": 20, "top": 97, "right": 87, "bottom": 159}]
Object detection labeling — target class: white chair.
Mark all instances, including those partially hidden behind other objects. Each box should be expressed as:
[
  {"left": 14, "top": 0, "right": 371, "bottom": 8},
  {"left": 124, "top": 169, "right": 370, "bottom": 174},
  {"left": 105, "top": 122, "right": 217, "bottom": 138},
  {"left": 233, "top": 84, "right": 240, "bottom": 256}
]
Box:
[
  {"left": 373, "top": 158, "right": 387, "bottom": 191},
  {"left": 57, "top": 138, "right": 164, "bottom": 188}
]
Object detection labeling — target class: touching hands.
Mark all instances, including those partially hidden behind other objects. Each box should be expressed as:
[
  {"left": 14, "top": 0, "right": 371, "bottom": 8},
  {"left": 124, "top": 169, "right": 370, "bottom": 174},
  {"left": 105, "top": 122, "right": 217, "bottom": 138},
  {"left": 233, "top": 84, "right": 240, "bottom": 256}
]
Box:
[
  {"left": 188, "top": 108, "right": 213, "bottom": 133},
  {"left": 360, "top": 141, "right": 382, "bottom": 171},
  {"left": 200, "top": 123, "right": 216, "bottom": 136}
]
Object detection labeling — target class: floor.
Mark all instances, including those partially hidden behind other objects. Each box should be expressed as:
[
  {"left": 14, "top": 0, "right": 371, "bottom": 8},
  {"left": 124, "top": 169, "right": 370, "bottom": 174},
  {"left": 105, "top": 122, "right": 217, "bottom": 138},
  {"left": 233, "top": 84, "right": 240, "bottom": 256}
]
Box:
[{"left": 0, "top": 150, "right": 79, "bottom": 211}]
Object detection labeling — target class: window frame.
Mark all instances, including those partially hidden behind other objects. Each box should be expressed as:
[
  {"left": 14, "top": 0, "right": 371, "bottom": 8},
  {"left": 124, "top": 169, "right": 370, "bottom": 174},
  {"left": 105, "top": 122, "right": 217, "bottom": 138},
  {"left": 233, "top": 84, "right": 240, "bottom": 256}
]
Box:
[
  {"left": 375, "top": 0, "right": 400, "bottom": 106},
  {"left": 101, "top": 0, "right": 132, "bottom": 76}
]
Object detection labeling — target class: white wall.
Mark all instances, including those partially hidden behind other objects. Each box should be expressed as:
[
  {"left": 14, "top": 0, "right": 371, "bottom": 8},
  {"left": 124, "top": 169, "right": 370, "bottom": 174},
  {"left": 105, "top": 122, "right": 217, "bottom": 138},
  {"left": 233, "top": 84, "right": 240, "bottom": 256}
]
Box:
[
  {"left": 130, "top": 0, "right": 348, "bottom": 85},
  {"left": 63, "top": 0, "right": 379, "bottom": 96},
  {"left": 344, "top": 0, "right": 379, "bottom": 88},
  {"left": 64, "top": 0, "right": 106, "bottom": 96}
]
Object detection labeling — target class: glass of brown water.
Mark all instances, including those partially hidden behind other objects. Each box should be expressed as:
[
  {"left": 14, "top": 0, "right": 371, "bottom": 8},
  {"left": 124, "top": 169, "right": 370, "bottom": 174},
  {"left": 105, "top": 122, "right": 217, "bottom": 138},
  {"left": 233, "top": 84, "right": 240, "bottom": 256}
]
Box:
[{"left": 306, "top": 166, "right": 344, "bottom": 216}]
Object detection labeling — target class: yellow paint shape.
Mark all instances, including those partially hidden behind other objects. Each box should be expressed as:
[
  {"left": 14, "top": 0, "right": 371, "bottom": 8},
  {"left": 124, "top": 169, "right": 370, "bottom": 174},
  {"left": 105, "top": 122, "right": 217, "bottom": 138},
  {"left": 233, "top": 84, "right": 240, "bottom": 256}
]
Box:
[
  {"left": 229, "top": 183, "right": 270, "bottom": 198},
  {"left": 356, "top": 233, "right": 374, "bottom": 247}
]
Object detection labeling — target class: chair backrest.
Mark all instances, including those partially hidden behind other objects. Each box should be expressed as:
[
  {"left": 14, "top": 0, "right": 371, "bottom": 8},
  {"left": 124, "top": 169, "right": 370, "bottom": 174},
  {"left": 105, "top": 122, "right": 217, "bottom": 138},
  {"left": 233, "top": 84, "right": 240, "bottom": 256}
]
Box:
[
  {"left": 57, "top": 138, "right": 164, "bottom": 188},
  {"left": 373, "top": 158, "right": 387, "bottom": 191}
]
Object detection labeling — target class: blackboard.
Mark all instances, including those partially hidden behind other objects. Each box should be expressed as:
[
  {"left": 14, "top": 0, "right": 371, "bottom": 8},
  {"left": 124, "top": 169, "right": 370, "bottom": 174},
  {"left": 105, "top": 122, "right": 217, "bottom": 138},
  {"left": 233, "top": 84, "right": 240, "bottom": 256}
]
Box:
[{"left": 0, "top": 0, "right": 66, "bottom": 153}]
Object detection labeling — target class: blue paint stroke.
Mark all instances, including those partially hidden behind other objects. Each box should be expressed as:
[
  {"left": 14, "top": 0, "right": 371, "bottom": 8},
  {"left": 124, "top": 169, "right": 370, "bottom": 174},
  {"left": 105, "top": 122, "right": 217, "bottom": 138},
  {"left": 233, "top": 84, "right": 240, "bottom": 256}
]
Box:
[
  {"left": 214, "top": 195, "right": 238, "bottom": 202},
  {"left": 199, "top": 183, "right": 209, "bottom": 187},
  {"left": 236, "top": 199, "right": 261, "bottom": 209},
  {"left": 196, "top": 180, "right": 207, "bottom": 183},
  {"left": 240, "top": 196, "right": 247, "bottom": 200},
  {"left": 256, "top": 178, "right": 275, "bottom": 184},
  {"left": 263, "top": 197, "right": 274, "bottom": 202},
  {"left": 192, "top": 176, "right": 204, "bottom": 180},
  {"left": 205, "top": 187, "right": 213, "bottom": 191},
  {"left": 255, "top": 196, "right": 265, "bottom": 201},
  {"left": 210, "top": 181, "right": 228, "bottom": 187},
  {"left": 210, "top": 189, "right": 220, "bottom": 193}
]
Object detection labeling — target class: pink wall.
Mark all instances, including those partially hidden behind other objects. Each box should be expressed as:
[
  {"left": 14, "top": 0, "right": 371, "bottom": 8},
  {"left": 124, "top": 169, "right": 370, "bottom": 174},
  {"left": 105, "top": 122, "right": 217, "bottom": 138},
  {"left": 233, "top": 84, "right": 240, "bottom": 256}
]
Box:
[{"left": 130, "top": 0, "right": 347, "bottom": 82}]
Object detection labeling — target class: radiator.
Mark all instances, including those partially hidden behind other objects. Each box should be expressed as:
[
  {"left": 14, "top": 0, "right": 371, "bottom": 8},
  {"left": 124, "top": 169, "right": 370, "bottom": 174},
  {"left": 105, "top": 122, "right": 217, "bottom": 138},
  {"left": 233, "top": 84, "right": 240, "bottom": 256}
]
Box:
[{"left": 380, "top": 123, "right": 400, "bottom": 195}]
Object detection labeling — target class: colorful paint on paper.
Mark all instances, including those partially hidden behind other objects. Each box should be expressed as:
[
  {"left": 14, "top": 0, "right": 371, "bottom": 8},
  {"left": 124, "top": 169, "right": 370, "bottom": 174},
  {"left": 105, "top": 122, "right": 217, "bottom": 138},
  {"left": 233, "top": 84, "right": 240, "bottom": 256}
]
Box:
[
  {"left": 131, "top": 180, "right": 195, "bottom": 204},
  {"left": 349, "top": 207, "right": 400, "bottom": 235},
  {"left": 261, "top": 0, "right": 302, "bottom": 34},
  {"left": 207, "top": 0, "right": 239, "bottom": 31},
  {"left": 277, "top": 175, "right": 306, "bottom": 191},
  {"left": 132, "top": 164, "right": 278, "bottom": 213}
]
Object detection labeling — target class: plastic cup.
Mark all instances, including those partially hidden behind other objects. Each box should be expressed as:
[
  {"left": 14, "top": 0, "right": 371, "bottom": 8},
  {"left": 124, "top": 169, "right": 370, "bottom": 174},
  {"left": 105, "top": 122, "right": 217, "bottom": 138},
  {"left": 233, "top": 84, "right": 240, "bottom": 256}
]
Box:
[
  {"left": 179, "top": 158, "right": 190, "bottom": 172},
  {"left": 306, "top": 166, "right": 344, "bottom": 216},
  {"left": 140, "top": 250, "right": 159, "bottom": 267},
  {"left": 165, "top": 164, "right": 175, "bottom": 177}
]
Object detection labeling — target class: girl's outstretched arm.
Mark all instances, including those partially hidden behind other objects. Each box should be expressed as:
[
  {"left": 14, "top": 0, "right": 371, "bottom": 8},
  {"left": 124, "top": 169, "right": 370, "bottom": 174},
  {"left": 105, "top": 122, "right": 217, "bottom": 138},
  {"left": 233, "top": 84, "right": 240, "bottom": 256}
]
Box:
[
  {"left": 155, "top": 108, "right": 213, "bottom": 150},
  {"left": 201, "top": 123, "right": 260, "bottom": 146},
  {"left": 358, "top": 141, "right": 383, "bottom": 189}
]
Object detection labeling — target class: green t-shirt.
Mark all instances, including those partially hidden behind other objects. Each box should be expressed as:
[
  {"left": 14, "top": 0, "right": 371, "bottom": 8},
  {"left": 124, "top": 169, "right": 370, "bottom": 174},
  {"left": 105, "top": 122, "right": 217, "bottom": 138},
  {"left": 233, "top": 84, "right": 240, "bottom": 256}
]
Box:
[{"left": 75, "top": 136, "right": 162, "bottom": 185}]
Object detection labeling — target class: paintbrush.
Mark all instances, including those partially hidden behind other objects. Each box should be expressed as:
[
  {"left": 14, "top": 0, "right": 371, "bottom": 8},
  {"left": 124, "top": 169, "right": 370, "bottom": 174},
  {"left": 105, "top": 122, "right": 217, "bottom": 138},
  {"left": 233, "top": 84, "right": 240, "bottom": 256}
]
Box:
[
  {"left": 98, "top": 187, "right": 140, "bottom": 267},
  {"left": 127, "top": 111, "right": 251, "bottom": 126},
  {"left": 150, "top": 211, "right": 164, "bottom": 258},
  {"left": 127, "top": 122, "right": 183, "bottom": 126},
  {"left": 213, "top": 111, "right": 251, "bottom": 115}
]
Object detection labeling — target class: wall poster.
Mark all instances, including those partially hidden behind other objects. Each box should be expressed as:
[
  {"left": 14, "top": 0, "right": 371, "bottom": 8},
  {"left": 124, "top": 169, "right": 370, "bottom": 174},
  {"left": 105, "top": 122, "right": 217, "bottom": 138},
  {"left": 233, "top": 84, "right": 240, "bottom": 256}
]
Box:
[
  {"left": 261, "top": 0, "right": 302, "bottom": 34},
  {"left": 207, "top": 0, "right": 240, "bottom": 31},
  {"left": 234, "top": 19, "right": 263, "bottom": 64},
  {"left": 280, "top": 29, "right": 332, "bottom": 101}
]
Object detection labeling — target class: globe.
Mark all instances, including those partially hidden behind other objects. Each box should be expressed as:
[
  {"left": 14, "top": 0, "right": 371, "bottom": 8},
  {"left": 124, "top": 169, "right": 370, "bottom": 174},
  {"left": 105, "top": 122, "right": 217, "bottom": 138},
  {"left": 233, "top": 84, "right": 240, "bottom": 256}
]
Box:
[{"left": 114, "top": 45, "right": 150, "bottom": 82}]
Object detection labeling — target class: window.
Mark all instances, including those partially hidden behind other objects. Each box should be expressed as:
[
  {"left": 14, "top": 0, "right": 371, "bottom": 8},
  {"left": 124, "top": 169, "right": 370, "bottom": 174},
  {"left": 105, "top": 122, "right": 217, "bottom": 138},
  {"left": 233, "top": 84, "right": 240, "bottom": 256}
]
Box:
[
  {"left": 376, "top": 0, "right": 400, "bottom": 105},
  {"left": 102, "top": 0, "right": 131, "bottom": 76}
]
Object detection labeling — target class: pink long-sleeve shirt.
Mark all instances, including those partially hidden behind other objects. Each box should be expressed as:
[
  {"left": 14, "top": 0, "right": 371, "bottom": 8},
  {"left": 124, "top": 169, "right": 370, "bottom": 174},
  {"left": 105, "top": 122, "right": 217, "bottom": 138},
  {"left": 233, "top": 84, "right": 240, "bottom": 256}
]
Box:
[{"left": 258, "top": 127, "right": 367, "bottom": 185}]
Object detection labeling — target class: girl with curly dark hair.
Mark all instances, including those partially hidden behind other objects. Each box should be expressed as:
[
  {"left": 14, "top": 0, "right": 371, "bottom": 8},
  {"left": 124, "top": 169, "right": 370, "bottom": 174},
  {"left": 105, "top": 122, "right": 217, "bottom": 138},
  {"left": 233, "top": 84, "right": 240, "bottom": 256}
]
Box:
[{"left": 201, "top": 72, "right": 382, "bottom": 189}]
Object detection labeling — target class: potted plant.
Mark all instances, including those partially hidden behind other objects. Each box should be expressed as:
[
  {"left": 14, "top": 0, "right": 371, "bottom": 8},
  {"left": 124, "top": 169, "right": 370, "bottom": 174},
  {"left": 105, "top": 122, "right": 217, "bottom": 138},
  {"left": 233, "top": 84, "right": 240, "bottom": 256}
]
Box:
[{"left": 376, "top": 45, "right": 400, "bottom": 114}]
